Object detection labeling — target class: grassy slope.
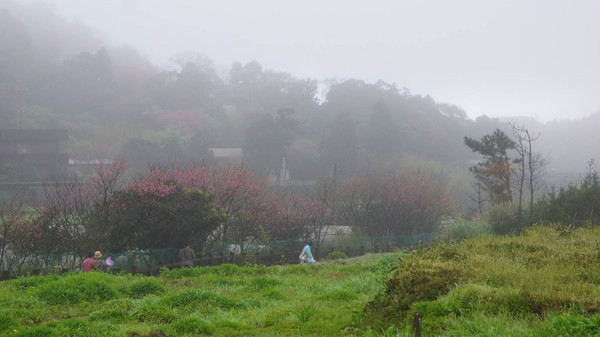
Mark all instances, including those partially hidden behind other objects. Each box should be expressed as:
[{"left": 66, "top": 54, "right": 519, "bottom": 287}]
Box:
[
  {"left": 5, "top": 226, "right": 600, "bottom": 337},
  {"left": 362, "top": 225, "right": 600, "bottom": 336},
  {"left": 0, "top": 253, "right": 400, "bottom": 337}
]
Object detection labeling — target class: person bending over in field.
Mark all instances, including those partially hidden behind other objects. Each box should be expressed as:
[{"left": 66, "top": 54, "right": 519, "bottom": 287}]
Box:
[
  {"left": 299, "top": 242, "right": 316, "bottom": 264},
  {"left": 91, "top": 250, "right": 108, "bottom": 272}
]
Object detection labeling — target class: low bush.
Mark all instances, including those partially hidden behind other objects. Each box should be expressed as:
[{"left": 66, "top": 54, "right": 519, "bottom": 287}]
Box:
[
  {"left": 326, "top": 251, "right": 348, "bottom": 260},
  {"left": 384, "top": 259, "right": 461, "bottom": 310},
  {"left": 367, "top": 253, "right": 402, "bottom": 275},
  {"left": 36, "top": 273, "right": 117, "bottom": 305},
  {"left": 122, "top": 277, "right": 166, "bottom": 298},
  {"left": 487, "top": 203, "right": 523, "bottom": 234},
  {"left": 130, "top": 298, "right": 177, "bottom": 324}
]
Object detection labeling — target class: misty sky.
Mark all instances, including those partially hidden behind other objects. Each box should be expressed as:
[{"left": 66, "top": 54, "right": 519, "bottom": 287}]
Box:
[{"left": 16, "top": 0, "right": 600, "bottom": 122}]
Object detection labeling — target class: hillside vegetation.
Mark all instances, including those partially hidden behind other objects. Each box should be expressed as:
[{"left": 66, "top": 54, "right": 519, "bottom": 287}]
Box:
[{"left": 359, "top": 225, "right": 600, "bottom": 336}]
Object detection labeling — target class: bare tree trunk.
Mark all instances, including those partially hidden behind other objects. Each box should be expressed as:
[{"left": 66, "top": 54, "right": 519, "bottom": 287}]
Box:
[
  {"left": 511, "top": 122, "right": 527, "bottom": 227},
  {"left": 510, "top": 123, "right": 548, "bottom": 221}
]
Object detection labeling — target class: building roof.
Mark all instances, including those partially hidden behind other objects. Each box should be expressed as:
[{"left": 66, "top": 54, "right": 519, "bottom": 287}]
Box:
[{"left": 209, "top": 148, "right": 243, "bottom": 158}]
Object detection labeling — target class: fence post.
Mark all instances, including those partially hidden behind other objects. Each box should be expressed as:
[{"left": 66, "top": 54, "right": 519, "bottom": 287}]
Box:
[
  {"left": 146, "top": 251, "right": 153, "bottom": 275},
  {"left": 255, "top": 252, "right": 260, "bottom": 264},
  {"left": 360, "top": 245, "right": 365, "bottom": 256},
  {"left": 345, "top": 246, "right": 351, "bottom": 258},
  {"left": 219, "top": 252, "right": 225, "bottom": 265},
  {"left": 208, "top": 253, "right": 213, "bottom": 266},
  {"left": 411, "top": 311, "right": 422, "bottom": 337},
  {"left": 282, "top": 251, "right": 289, "bottom": 265},
  {"left": 229, "top": 252, "right": 235, "bottom": 264}
]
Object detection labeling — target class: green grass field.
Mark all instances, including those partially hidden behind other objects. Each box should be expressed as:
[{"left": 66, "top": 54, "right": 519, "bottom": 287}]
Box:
[
  {"left": 0, "top": 253, "right": 401, "bottom": 337},
  {"left": 5, "top": 226, "right": 600, "bottom": 336}
]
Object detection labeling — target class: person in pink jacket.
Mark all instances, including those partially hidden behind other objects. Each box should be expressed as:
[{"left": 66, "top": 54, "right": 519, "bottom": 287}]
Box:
[{"left": 82, "top": 251, "right": 94, "bottom": 272}]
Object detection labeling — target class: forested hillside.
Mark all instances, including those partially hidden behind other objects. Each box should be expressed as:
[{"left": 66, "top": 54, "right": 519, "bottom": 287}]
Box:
[{"left": 1, "top": 0, "right": 598, "bottom": 185}]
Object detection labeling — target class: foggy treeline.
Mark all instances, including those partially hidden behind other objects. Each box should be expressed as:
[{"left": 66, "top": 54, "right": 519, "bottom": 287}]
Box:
[{"left": 1, "top": 0, "right": 598, "bottom": 186}]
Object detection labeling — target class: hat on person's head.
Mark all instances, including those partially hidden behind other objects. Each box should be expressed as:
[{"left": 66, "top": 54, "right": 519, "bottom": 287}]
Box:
[{"left": 94, "top": 251, "right": 102, "bottom": 258}]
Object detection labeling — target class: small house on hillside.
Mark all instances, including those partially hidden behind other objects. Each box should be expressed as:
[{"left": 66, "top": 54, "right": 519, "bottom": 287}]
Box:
[
  {"left": 208, "top": 148, "right": 244, "bottom": 167},
  {"left": 0, "top": 129, "right": 69, "bottom": 167}
]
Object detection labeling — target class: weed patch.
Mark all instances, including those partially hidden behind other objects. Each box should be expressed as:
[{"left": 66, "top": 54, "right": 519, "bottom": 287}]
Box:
[
  {"left": 122, "top": 277, "right": 166, "bottom": 298},
  {"left": 11, "top": 326, "right": 59, "bottom": 337},
  {"left": 160, "top": 289, "right": 246, "bottom": 310},
  {"left": 10, "top": 275, "right": 56, "bottom": 291},
  {"left": 54, "top": 318, "right": 119, "bottom": 337},
  {"left": 535, "top": 314, "right": 600, "bottom": 337},
  {"left": 36, "top": 273, "right": 117, "bottom": 305},
  {"left": 246, "top": 277, "right": 281, "bottom": 291},
  {"left": 130, "top": 298, "right": 177, "bottom": 324},
  {"left": 0, "top": 314, "right": 18, "bottom": 333},
  {"left": 168, "top": 317, "right": 215, "bottom": 335},
  {"left": 319, "top": 289, "right": 358, "bottom": 301}
]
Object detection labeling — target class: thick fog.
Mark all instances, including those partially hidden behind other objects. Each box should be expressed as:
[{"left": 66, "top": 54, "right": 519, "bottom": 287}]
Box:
[{"left": 12, "top": 0, "right": 600, "bottom": 122}]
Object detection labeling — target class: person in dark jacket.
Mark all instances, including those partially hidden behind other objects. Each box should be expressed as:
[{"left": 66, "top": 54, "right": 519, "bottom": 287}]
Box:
[{"left": 179, "top": 244, "right": 196, "bottom": 267}]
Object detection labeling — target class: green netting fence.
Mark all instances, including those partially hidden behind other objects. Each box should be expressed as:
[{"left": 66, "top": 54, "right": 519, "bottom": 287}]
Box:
[{"left": 1, "top": 232, "right": 437, "bottom": 279}]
